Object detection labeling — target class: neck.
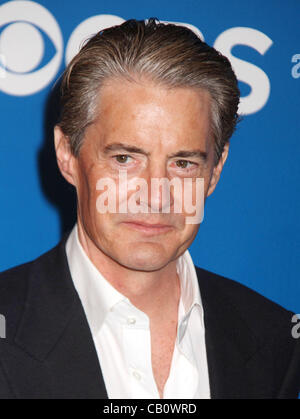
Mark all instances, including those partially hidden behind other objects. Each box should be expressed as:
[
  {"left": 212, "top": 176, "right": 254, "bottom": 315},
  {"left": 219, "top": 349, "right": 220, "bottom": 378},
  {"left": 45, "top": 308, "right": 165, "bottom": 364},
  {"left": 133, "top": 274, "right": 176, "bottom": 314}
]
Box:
[{"left": 76, "top": 221, "right": 181, "bottom": 320}]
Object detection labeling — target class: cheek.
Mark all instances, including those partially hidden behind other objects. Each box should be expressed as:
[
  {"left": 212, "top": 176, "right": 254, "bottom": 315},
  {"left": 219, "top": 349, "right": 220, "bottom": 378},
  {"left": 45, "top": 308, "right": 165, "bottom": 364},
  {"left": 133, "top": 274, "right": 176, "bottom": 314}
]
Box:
[
  {"left": 172, "top": 178, "right": 206, "bottom": 220},
  {"left": 183, "top": 222, "right": 199, "bottom": 239},
  {"left": 173, "top": 222, "right": 200, "bottom": 257},
  {"left": 76, "top": 170, "right": 100, "bottom": 218},
  {"left": 201, "top": 168, "right": 215, "bottom": 199}
]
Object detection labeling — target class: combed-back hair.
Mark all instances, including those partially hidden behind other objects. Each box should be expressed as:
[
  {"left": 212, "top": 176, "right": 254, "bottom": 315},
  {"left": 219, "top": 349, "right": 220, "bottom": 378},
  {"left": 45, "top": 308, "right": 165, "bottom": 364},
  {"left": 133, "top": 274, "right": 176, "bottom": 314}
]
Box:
[{"left": 58, "top": 18, "right": 240, "bottom": 163}]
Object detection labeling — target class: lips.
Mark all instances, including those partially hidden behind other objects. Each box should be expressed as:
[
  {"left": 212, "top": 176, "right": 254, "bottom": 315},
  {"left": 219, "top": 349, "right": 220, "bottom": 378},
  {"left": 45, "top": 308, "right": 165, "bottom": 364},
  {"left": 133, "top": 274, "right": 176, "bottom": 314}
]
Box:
[{"left": 121, "top": 220, "right": 174, "bottom": 234}]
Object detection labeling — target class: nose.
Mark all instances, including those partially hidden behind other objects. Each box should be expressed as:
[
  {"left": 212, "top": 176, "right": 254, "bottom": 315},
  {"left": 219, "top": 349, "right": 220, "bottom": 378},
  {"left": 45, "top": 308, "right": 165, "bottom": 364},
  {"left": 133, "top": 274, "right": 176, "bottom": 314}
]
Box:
[{"left": 141, "top": 160, "right": 175, "bottom": 213}]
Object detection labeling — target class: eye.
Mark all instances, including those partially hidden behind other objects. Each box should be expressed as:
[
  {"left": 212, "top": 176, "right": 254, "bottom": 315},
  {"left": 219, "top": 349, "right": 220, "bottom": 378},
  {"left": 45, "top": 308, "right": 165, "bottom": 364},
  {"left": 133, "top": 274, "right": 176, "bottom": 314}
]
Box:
[
  {"left": 175, "top": 160, "right": 195, "bottom": 169},
  {"left": 113, "top": 154, "right": 132, "bottom": 164}
]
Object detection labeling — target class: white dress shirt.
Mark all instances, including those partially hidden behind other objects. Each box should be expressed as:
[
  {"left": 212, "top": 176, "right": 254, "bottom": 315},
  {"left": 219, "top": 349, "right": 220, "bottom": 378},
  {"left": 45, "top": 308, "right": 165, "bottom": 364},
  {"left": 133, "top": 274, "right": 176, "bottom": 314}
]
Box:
[{"left": 65, "top": 225, "right": 210, "bottom": 399}]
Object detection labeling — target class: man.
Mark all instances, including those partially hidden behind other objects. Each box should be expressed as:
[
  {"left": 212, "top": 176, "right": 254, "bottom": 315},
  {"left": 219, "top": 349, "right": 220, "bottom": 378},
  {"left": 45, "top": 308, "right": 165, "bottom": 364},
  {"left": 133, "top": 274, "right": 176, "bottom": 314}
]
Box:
[{"left": 0, "top": 19, "right": 299, "bottom": 399}]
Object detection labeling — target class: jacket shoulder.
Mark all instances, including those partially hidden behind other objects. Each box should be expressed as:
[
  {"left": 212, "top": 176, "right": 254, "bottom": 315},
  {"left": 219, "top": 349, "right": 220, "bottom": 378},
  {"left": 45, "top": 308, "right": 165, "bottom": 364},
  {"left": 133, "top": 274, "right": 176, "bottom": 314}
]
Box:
[
  {"left": 196, "top": 266, "right": 296, "bottom": 340},
  {"left": 0, "top": 262, "right": 32, "bottom": 339},
  {"left": 0, "top": 242, "right": 64, "bottom": 340},
  {"left": 196, "top": 266, "right": 300, "bottom": 398}
]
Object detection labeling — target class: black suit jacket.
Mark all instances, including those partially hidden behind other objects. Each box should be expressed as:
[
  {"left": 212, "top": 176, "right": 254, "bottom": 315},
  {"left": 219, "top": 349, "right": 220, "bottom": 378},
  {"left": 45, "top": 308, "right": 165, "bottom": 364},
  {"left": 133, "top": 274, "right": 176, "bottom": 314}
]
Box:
[{"left": 0, "top": 236, "right": 299, "bottom": 399}]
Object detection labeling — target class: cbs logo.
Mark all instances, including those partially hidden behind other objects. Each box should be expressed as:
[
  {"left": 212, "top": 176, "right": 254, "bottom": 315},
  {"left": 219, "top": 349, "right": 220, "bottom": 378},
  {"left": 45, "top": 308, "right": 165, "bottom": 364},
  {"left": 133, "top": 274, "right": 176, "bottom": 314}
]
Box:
[
  {"left": 0, "top": 0, "right": 274, "bottom": 115},
  {"left": 0, "top": 0, "right": 63, "bottom": 96}
]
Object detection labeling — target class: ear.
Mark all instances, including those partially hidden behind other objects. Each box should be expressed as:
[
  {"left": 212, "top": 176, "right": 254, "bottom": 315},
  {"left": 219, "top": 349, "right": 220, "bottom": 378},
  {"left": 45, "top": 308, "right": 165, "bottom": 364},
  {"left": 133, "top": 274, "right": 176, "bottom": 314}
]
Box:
[
  {"left": 207, "top": 143, "right": 229, "bottom": 197},
  {"left": 54, "top": 125, "right": 78, "bottom": 187}
]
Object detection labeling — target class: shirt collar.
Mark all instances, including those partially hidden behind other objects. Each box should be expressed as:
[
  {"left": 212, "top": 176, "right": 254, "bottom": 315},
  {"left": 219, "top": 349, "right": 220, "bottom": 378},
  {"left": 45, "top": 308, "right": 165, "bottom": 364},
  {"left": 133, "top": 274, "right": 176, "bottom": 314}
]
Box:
[
  {"left": 66, "top": 225, "right": 126, "bottom": 335},
  {"left": 66, "top": 224, "right": 204, "bottom": 336},
  {"left": 176, "top": 247, "right": 204, "bottom": 342},
  {"left": 176, "top": 249, "right": 202, "bottom": 315}
]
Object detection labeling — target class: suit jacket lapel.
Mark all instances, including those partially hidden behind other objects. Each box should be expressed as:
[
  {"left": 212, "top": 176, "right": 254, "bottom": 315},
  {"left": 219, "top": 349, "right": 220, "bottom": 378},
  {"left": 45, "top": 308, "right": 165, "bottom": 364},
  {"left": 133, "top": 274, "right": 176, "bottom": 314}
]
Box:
[
  {"left": 12, "top": 236, "right": 108, "bottom": 399},
  {"left": 196, "top": 267, "right": 269, "bottom": 399},
  {"left": 7, "top": 238, "right": 274, "bottom": 399}
]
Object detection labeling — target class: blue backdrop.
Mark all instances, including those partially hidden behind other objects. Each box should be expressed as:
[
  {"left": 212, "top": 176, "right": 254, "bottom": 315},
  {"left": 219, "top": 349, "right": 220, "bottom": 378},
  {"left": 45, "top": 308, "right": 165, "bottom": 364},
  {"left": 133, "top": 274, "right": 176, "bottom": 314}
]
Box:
[{"left": 0, "top": 0, "right": 299, "bottom": 314}]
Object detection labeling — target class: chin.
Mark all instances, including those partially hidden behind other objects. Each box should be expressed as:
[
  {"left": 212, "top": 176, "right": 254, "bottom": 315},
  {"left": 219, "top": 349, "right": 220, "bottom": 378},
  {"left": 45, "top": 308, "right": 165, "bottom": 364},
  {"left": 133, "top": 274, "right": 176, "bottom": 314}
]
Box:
[{"left": 117, "top": 244, "right": 174, "bottom": 272}]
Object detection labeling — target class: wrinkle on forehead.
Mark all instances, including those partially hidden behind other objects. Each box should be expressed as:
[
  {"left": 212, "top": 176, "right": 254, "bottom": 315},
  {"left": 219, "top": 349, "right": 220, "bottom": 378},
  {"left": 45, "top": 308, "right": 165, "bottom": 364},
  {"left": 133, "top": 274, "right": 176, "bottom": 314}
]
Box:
[
  {"left": 81, "top": 77, "right": 214, "bottom": 163},
  {"left": 97, "top": 77, "right": 211, "bottom": 122}
]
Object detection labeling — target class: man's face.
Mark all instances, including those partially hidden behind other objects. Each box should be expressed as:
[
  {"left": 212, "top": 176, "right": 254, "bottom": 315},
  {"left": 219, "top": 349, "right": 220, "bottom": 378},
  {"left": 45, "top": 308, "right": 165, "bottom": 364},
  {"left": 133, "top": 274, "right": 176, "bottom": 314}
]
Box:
[{"left": 56, "top": 78, "right": 227, "bottom": 272}]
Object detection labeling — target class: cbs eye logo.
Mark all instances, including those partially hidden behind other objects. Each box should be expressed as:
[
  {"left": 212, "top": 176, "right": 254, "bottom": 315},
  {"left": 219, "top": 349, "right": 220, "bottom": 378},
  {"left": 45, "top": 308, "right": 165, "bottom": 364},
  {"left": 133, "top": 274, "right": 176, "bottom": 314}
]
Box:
[
  {"left": 0, "top": 0, "right": 273, "bottom": 116},
  {"left": 0, "top": 1, "right": 201, "bottom": 98},
  {"left": 0, "top": 0, "right": 63, "bottom": 96}
]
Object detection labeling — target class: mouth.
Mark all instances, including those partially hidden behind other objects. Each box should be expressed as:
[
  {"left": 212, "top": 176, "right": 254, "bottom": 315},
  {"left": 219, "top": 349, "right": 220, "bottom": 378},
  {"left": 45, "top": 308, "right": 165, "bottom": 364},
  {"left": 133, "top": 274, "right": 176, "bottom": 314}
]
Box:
[{"left": 121, "top": 221, "right": 174, "bottom": 235}]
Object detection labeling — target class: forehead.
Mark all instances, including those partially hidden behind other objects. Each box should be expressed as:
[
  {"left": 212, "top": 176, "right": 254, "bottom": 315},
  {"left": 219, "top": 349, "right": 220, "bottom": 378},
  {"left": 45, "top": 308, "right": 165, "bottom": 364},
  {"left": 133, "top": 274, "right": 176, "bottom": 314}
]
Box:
[{"left": 86, "top": 78, "right": 213, "bottom": 152}]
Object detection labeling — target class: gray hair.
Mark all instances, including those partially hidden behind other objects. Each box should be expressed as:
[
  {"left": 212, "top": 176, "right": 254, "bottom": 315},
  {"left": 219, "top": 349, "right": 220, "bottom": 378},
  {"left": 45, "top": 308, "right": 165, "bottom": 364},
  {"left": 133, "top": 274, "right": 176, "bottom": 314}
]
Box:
[{"left": 58, "top": 18, "right": 240, "bottom": 164}]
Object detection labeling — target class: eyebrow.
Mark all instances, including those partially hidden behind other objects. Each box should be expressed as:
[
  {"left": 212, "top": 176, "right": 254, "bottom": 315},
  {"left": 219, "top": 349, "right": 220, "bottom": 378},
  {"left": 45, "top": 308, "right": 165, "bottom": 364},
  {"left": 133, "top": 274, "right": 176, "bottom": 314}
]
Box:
[
  {"left": 168, "top": 150, "right": 208, "bottom": 161},
  {"left": 102, "top": 142, "right": 208, "bottom": 161},
  {"left": 102, "top": 143, "right": 150, "bottom": 156}
]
